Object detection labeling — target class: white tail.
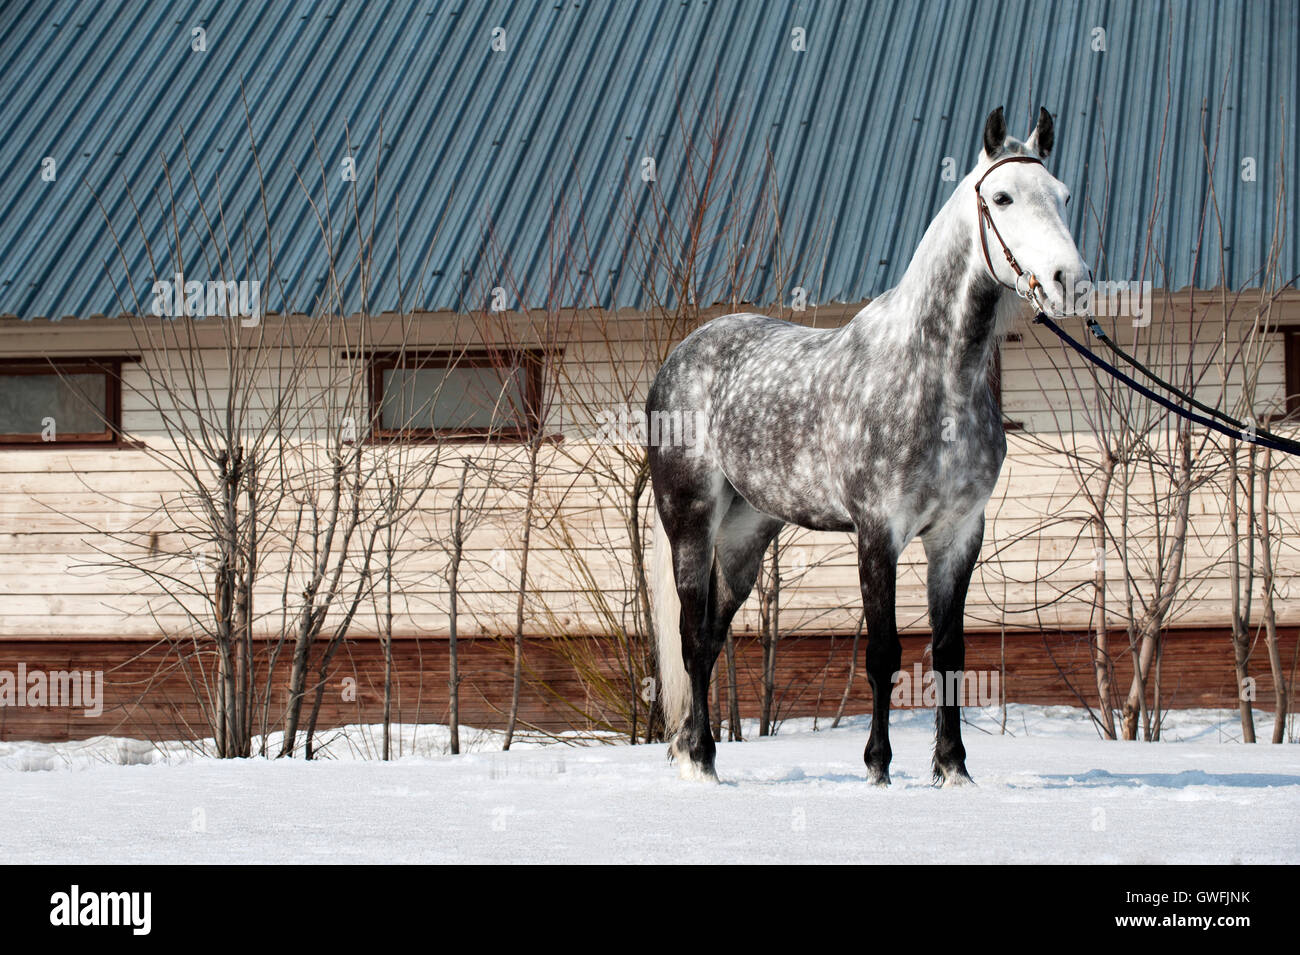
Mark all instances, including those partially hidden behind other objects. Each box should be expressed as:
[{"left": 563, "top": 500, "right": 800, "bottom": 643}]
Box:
[{"left": 651, "top": 507, "right": 690, "bottom": 736}]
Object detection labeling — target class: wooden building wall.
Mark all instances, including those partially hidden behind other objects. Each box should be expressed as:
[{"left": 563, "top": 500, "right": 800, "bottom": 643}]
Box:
[{"left": 2, "top": 293, "right": 1299, "bottom": 740}]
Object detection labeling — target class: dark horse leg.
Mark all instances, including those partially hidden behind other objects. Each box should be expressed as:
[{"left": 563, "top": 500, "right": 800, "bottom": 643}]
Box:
[
  {"left": 858, "top": 525, "right": 900, "bottom": 786},
  {"left": 658, "top": 476, "right": 724, "bottom": 780},
  {"left": 670, "top": 490, "right": 782, "bottom": 779},
  {"left": 923, "top": 514, "right": 983, "bottom": 786}
]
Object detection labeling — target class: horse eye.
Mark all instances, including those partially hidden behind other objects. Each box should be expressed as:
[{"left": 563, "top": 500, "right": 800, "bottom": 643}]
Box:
[
  {"left": 1065, "top": 194, "right": 1072, "bottom": 206},
  {"left": 993, "top": 192, "right": 1012, "bottom": 206}
]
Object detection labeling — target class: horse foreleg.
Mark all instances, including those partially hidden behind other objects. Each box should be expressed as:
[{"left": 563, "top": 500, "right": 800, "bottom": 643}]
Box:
[
  {"left": 924, "top": 514, "right": 983, "bottom": 787},
  {"left": 858, "top": 528, "right": 900, "bottom": 786}
]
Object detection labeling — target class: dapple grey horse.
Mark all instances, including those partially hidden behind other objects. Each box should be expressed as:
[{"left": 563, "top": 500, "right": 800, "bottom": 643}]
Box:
[{"left": 648, "top": 107, "right": 1088, "bottom": 785}]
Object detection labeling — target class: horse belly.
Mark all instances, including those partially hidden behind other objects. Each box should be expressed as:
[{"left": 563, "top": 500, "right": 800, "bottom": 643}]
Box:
[{"left": 721, "top": 454, "right": 854, "bottom": 533}]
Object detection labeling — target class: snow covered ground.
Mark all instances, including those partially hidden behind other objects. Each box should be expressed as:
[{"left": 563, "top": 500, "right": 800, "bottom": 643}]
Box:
[{"left": 1, "top": 705, "right": 1296, "bottom": 864}]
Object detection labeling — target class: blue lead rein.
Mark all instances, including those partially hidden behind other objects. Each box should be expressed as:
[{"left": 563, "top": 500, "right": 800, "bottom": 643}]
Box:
[{"left": 1031, "top": 312, "right": 1300, "bottom": 457}]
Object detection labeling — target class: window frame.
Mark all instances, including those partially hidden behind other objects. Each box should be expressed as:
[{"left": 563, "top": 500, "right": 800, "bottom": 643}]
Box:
[
  {"left": 366, "top": 349, "right": 545, "bottom": 443},
  {"left": 0, "top": 355, "right": 132, "bottom": 448},
  {"left": 1252, "top": 326, "right": 1300, "bottom": 426},
  {"left": 1281, "top": 327, "right": 1300, "bottom": 422}
]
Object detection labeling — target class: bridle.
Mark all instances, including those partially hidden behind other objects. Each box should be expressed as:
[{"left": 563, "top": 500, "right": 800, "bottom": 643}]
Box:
[
  {"left": 978, "top": 155, "right": 1300, "bottom": 456},
  {"left": 974, "top": 154, "right": 1051, "bottom": 311}
]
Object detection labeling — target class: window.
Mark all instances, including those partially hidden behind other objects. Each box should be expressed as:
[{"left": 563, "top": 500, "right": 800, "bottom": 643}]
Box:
[
  {"left": 0, "top": 357, "right": 125, "bottom": 446},
  {"left": 368, "top": 350, "right": 542, "bottom": 441},
  {"left": 1283, "top": 327, "right": 1300, "bottom": 421},
  {"left": 1255, "top": 327, "right": 1300, "bottom": 425},
  {"left": 989, "top": 336, "right": 1023, "bottom": 430}
]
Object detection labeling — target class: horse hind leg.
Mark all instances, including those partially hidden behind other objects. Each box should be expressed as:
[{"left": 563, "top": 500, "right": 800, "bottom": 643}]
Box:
[
  {"left": 703, "top": 499, "right": 783, "bottom": 740},
  {"left": 654, "top": 471, "right": 728, "bottom": 780},
  {"left": 663, "top": 490, "right": 780, "bottom": 781}
]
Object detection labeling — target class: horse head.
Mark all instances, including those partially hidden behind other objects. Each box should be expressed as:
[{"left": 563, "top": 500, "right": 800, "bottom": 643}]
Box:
[{"left": 971, "top": 106, "right": 1090, "bottom": 316}]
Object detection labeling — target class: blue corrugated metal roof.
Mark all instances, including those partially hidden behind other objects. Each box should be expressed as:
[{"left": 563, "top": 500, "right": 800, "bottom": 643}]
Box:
[{"left": 0, "top": 0, "right": 1295, "bottom": 320}]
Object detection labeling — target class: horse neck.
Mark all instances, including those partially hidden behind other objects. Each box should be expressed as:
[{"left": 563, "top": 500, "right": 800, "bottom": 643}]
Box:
[{"left": 857, "top": 183, "right": 1006, "bottom": 397}]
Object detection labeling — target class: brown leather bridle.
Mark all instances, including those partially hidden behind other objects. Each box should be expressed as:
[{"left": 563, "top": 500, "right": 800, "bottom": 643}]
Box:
[{"left": 974, "top": 154, "right": 1047, "bottom": 303}]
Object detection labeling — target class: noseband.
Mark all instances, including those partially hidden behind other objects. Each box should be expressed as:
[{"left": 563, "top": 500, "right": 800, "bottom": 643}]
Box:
[{"left": 974, "top": 154, "right": 1048, "bottom": 307}]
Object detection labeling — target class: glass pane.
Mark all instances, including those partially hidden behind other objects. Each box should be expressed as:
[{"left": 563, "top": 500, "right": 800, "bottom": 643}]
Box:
[
  {"left": 380, "top": 364, "right": 528, "bottom": 432},
  {"left": 0, "top": 371, "right": 109, "bottom": 437}
]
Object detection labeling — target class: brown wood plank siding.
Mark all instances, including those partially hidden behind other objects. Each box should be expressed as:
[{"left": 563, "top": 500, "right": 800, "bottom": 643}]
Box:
[{"left": 1, "top": 628, "right": 1294, "bottom": 742}]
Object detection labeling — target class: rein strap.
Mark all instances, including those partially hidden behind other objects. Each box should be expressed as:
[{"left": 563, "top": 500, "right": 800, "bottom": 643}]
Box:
[{"left": 1033, "top": 312, "right": 1300, "bottom": 456}]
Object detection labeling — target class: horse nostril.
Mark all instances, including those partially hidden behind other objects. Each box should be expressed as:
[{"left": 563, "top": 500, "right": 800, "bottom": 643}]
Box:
[{"left": 1053, "top": 269, "right": 1065, "bottom": 288}]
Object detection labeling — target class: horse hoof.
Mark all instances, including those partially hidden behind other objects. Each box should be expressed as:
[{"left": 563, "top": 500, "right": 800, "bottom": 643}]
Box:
[
  {"left": 678, "top": 759, "right": 720, "bottom": 783},
  {"left": 936, "top": 766, "right": 975, "bottom": 788},
  {"left": 866, "top": 769, "right": 891, "bottom": 787}
]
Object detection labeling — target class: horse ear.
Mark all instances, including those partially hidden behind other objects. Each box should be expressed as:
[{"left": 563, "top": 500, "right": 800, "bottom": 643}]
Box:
[
  {"left": 982, "top": 106, "right": 1006, "bottom": 159},
  {"left": 1026, "top": 106, "right": 1054, "bottom": 159}
]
